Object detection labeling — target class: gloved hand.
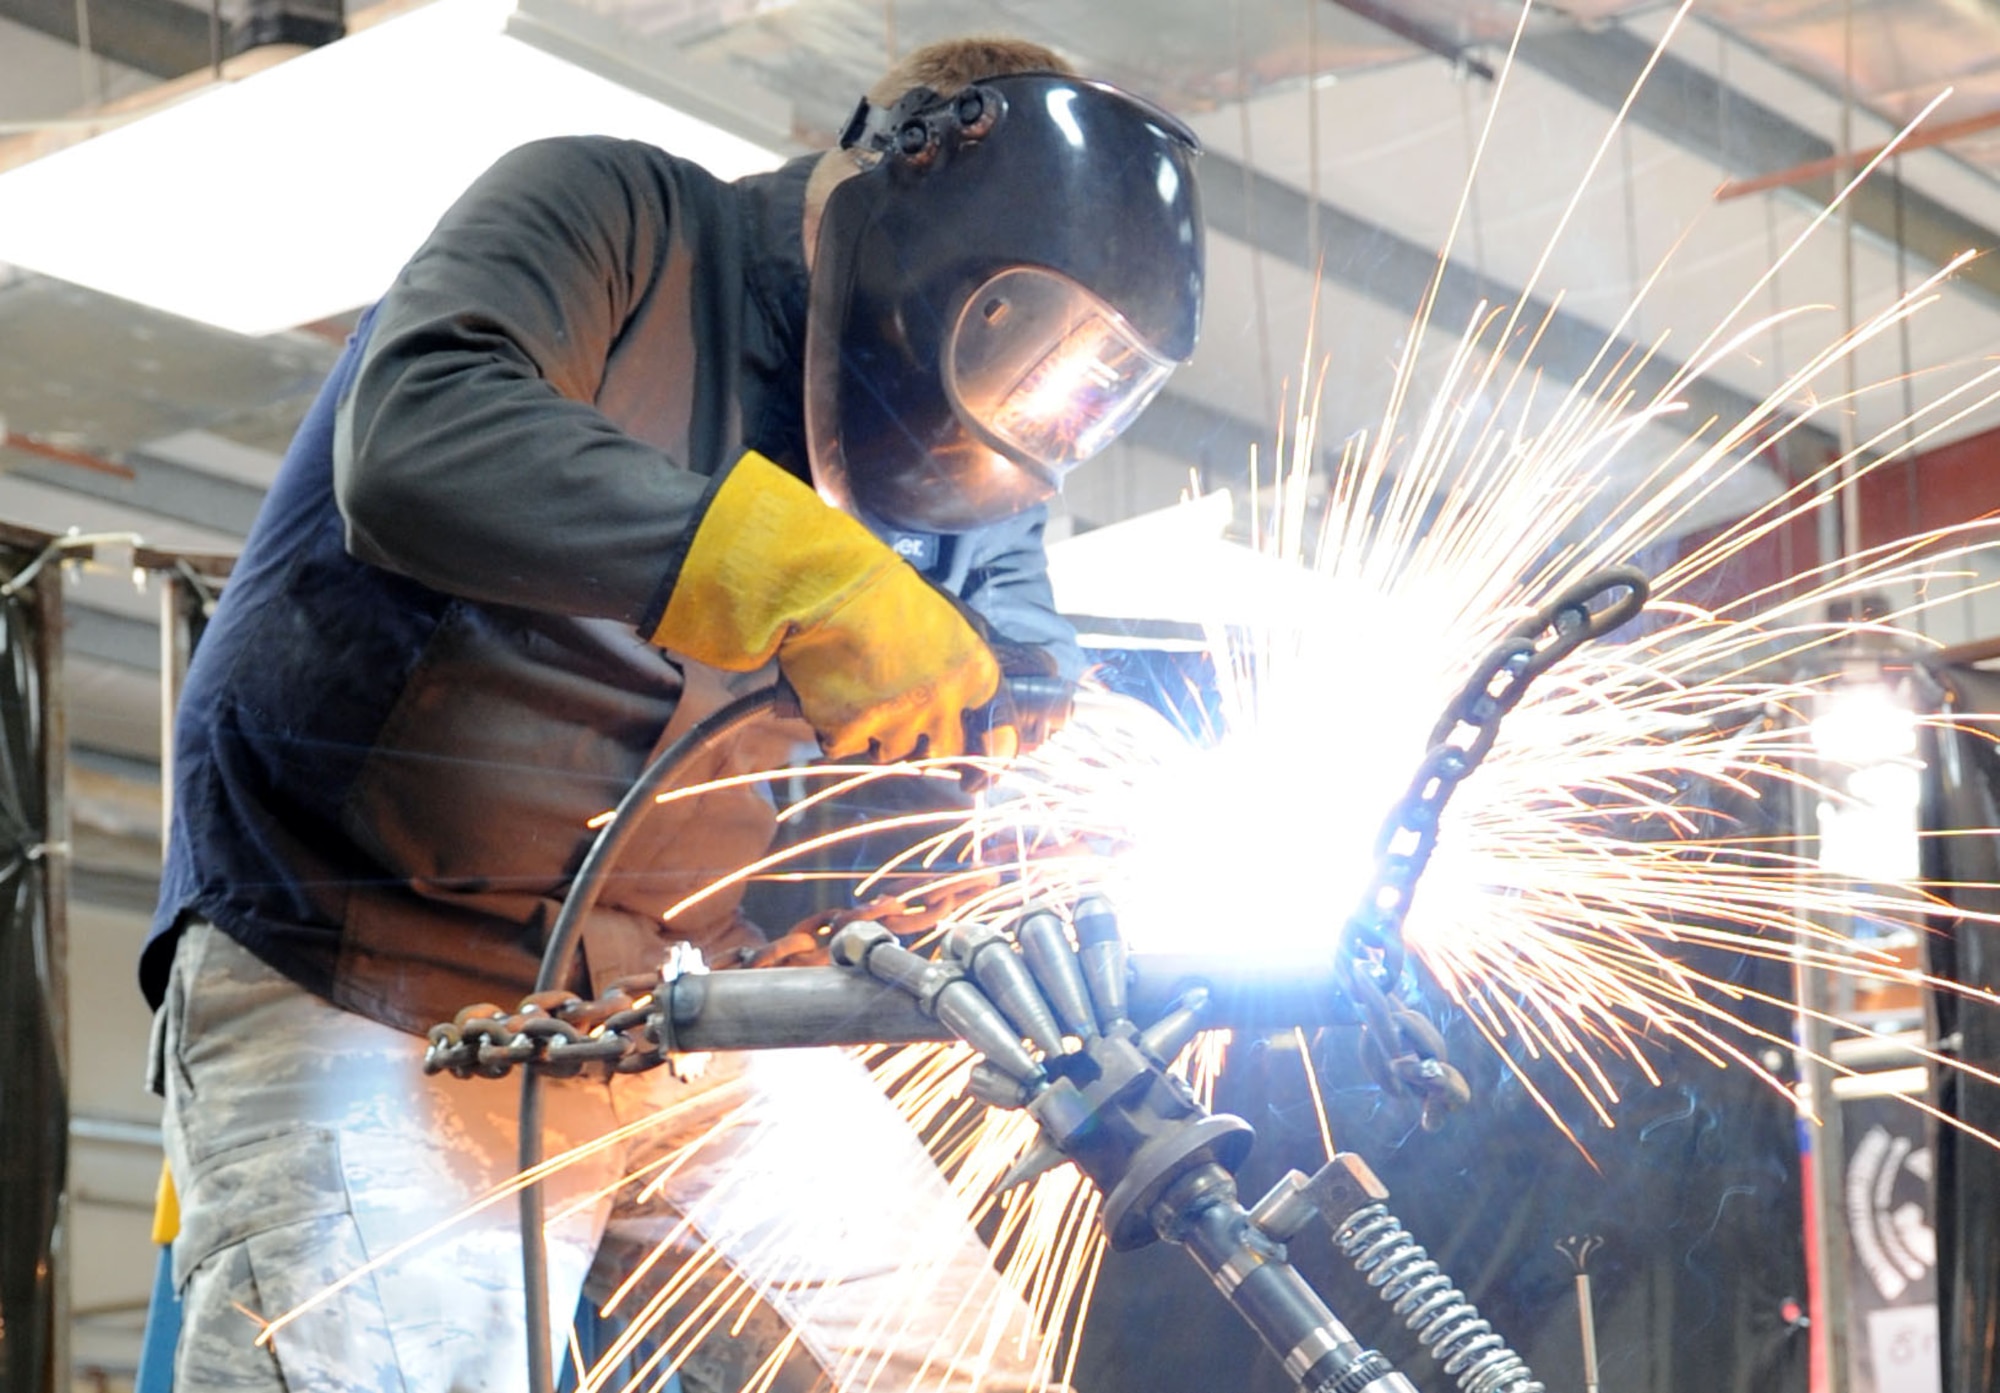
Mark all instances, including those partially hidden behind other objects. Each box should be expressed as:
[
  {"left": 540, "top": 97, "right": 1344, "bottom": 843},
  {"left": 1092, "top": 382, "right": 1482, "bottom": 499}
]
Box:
[
  {"left": 651, "top": 452, "right": 999, "bottom": 761},
  {"left": 966, "top": 637, "right": 1076, "bottom": 765}
]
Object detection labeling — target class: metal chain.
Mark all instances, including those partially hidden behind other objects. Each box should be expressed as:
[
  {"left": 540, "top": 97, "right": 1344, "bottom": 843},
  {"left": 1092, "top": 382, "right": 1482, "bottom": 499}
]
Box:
[
  {"left": 423, "top": 974, "right": 671, "bottom": 1079},
  {"left": 423, "top": 904, "right": 934, "bottom": 1079},
  {"left": 1334, "top": 566, "right": 1649, "bottom": 1125}
]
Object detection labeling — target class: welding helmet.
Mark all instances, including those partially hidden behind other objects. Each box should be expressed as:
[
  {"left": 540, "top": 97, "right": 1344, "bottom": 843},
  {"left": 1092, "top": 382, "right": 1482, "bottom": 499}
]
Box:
[{"left": 806, "top": 72, "right": 1204, "bottom": 534}]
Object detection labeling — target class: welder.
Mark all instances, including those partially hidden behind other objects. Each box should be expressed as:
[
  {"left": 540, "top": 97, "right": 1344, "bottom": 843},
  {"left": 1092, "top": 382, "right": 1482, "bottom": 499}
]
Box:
[{"left": 137, "top": 34, "right": 1204, "bottom": 1393}]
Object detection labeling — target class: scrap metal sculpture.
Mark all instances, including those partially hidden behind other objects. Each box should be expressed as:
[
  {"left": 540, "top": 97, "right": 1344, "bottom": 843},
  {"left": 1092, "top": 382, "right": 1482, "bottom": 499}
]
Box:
[{"left": 427, "top": 565, "right": 1648, "bottom": 1393}]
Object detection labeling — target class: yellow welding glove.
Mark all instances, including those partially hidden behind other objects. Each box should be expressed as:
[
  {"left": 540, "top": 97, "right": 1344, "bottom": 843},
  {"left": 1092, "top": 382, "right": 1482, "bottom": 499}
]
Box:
[{"left": 652, "top": 452, "right": 1001, "bottom": 761}]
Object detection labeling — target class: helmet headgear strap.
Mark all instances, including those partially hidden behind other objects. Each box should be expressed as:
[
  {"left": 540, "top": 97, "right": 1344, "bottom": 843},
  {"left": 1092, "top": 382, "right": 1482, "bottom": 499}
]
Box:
[{"left": 837, "top": 83, "right": 1004, "bottom": 166}]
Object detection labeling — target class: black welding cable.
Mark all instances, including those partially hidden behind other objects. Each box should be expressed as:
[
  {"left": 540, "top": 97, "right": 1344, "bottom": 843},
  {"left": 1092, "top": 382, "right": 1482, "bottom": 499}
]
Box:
[{"left": 518, "top": 684, "right": 797, "bottom": 1393}]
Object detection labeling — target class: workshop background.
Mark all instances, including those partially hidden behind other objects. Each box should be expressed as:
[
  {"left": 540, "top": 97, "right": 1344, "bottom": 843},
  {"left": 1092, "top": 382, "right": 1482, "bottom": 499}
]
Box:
[{"left": 3, "top": 0, "right": 2000, "bottom": 1390}]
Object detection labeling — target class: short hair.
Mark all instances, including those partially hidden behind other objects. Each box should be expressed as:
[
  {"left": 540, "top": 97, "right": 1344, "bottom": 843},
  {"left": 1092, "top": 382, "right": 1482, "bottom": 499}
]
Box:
[{"left": 866, "top": 36, "right": 1074, "bottom": 106}]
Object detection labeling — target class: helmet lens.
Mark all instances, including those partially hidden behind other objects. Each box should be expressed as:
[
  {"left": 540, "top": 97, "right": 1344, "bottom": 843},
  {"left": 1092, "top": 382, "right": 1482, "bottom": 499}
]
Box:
[{"left": 947, "top": 267, "right": 1175, "bottom": 474}]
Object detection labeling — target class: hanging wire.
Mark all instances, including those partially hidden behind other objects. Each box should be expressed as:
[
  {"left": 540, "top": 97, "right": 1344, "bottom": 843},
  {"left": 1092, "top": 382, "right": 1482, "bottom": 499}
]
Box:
[
  {"left": 1457, "top": 81, "right": 1488, "bottom": 281},
  {"left": 72, "top": 0, "right": 102, "bottom": 110},
  {"left": 1728, "top": 27, "right": 1798, "bottom": 591},
  {"left": 1305, "top": 0, "right": 1322, "bottom": 265},
  {"left": 1303, "top": 0, "right": 1326, "bottom": 470},
  {"left": 1893, "top": 161, "right": 1915, "bottom": 455},
  {"left": 1236, "top": 0, "right": 1279, "bottom": 433},
  {"left": 1763, "top": 192, "right": 1797, "bottom": 589},
  {"left": 1836, "top": 0, "right": 1862, "bottom": 570},
  {"left": 1621, "top": 124, "right": 1643, "bottom": 344},
  {"left": 1713, "top": 32, "right": 1785, "bottom": 395},
  {"left": 1893, "top": 153, "right": 1927, "bottom": 637}
]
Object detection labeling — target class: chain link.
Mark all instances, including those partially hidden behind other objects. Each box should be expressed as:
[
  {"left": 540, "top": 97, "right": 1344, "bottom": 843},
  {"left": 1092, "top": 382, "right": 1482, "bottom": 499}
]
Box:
[
  {"left": 1335, "top": 566, "right": 1649, "bottom": 1125},
  {"left": 423, "top": 973, "right": 672, "bottom": 1078}
]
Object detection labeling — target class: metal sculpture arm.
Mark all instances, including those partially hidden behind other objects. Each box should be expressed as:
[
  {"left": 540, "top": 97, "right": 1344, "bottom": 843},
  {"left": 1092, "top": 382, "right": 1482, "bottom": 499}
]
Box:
[
  {"left": 422, "top": 947, "right": 1359, "bottom": 1075},
  {"left": 831, "top": 899, "right": 1543, "bottom": 1393}
]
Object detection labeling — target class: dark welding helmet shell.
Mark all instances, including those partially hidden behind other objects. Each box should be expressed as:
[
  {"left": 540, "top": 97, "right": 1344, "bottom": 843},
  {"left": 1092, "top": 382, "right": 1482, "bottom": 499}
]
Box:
[{"left": 806, "top": 72, "right": 1204, "bottom": 534}]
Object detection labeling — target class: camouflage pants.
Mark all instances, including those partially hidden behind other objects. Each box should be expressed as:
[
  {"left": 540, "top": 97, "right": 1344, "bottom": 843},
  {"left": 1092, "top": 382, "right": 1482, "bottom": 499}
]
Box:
[{"left": 154, "top": 923, "right": 1054, "bottom": 1393}]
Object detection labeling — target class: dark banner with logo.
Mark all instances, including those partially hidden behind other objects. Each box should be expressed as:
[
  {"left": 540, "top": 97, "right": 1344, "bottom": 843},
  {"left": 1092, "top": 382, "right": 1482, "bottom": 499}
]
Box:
[
  {"left": 1919, "top": 664, "right": 2000, "bottom": 1393},
  {"left": 1840, "top": 1087, "right": 1940, "bottom": 1393}
]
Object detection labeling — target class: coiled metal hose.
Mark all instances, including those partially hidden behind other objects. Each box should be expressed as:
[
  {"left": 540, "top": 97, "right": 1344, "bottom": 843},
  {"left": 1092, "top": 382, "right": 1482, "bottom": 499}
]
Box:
[{"left": 1333, "top": 1204, "right": 1545, "bottom": 1393}]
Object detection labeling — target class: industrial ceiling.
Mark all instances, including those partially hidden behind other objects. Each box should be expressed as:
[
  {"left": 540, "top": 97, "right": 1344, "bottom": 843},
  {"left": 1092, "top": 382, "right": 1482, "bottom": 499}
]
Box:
[{"left": 7, "top": 0, "right": 2000, "bottom": 1382}]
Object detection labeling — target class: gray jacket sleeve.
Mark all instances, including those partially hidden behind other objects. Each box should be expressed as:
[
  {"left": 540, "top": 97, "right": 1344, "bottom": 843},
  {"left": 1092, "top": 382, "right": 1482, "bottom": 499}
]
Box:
[
  {"left": 332, "top": 137, "right": 711, "bottom": 626},
  {"left": 957, "top": 505, "right": 1085, "bottom": 682}
]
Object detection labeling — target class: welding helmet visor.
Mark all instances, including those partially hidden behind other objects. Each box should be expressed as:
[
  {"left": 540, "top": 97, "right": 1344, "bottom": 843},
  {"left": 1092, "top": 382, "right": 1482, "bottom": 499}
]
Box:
[{"left": 807, "top": 72, "right": 1203, "bottom": 534}]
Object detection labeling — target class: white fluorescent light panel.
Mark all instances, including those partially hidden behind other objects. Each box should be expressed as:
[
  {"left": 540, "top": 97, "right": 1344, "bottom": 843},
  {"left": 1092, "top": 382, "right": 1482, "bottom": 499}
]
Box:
[{"left": 0, "top": 0, "right": 787, "bottom": 336}]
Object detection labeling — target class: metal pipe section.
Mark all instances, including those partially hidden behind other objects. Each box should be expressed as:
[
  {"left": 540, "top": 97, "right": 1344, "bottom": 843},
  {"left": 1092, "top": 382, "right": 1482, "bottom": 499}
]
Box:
[
  {"left": 657, "top": 954, "right": 1357, "bottom": 1052},
  {"left": 1575, "top": 1271, "right": 1601, "bottom": 1393},
  {"left": 31, "top": 542, "right": 73, "bottom": 1393},
  {"left": 1157, "top": 1165, "right": 1416, "bottom": 1393},
  {"left": 1792, "top": 744, "right": 1854, "bottom": 1393}
]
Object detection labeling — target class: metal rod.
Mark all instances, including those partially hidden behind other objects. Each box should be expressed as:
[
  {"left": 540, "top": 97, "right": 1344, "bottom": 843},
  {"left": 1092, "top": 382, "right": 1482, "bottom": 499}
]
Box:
[
  {"left": 659, "top": 955, "right": 1359, "bottom": 1053},
  {"left": 1555, "top": 1233, "right": 1602, "bottom": 1393},
  {"left": 1575, "top": 1272, "right": 1600, "bottom": 1393},
  {"left": 158, "top": 570, "right": 204, "bottom": 855},
  {"left": 33, "top": 552, "right": 73, "bottom": 1393},
  {"left": 1930, "top": 634, "right": 2000, "bottom": 667},
  {"left": 1715, "top": 106, "right": 2000, "bottom": 203}
]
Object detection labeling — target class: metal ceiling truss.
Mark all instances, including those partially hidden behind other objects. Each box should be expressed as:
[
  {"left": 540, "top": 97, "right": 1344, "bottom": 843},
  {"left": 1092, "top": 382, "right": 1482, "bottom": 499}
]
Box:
[
  {"left": 4, "top": 448, "right": 268, "bottom": 534},
  {"left": 1309, "top": 1, "right": 2000, "bottom": 312},
  {"left": 0, "top": 0, "right": 212, "bottom": 78},
  {"left": 1507, "top": 21, "right": 2000, "bottom": 309},
  {"left": 1200, "top": 148, "right": 1837, "bottom": 465}
]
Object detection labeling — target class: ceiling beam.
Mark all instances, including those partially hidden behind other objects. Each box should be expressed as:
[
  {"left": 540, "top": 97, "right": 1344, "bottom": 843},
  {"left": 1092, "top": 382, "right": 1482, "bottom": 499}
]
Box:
[
  {"left": 1200, "top": 149, "right": 1836, "bottom": 460},
  {"left": 5, "top": 446, "right": 267, "bottom": 535},
  {"left": 0, "top": 0, "right": 214, "bottom": 79},
  {"left": 1325, "top": 0, "right": 1495, "bottom": 80},
  {"left": 1512, "top": 23, "right": 2000, "bottom": 309}
]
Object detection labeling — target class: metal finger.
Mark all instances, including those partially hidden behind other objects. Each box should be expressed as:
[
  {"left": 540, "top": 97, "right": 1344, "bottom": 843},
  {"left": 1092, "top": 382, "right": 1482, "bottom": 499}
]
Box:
[{"left": 1015, "top": 909, "right": 1099, "bottom": 1038}]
